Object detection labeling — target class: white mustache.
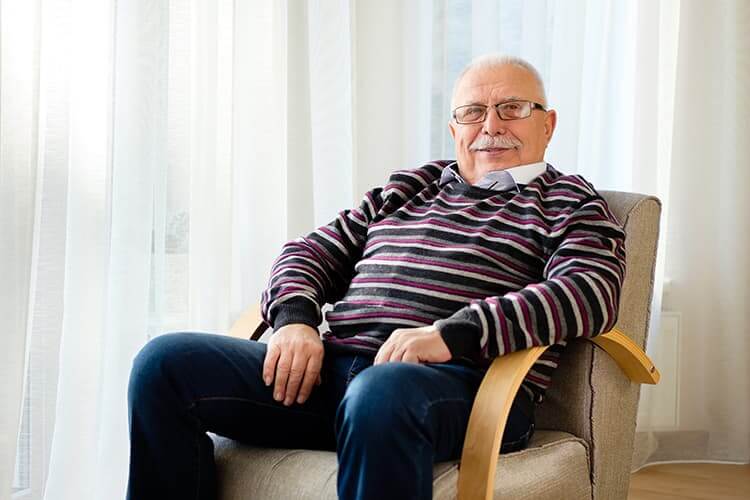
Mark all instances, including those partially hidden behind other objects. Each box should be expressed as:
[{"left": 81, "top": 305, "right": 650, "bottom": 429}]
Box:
[{"left": 470, "top": 135, "right": 522, "bottom": 151}]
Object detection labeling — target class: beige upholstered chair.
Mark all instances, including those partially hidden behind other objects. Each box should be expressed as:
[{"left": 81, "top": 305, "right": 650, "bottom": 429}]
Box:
[{"left": 213, "top": 190, "right": 662, "bottom": 499}]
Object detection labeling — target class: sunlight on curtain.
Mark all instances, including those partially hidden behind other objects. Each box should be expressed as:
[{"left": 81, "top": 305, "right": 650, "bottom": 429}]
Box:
[
  {"left": 4, "top": 0, "right": 358, "bottom": 498},
  {"left": 1, "top": 0, "right": 39, "bottom": 497}
]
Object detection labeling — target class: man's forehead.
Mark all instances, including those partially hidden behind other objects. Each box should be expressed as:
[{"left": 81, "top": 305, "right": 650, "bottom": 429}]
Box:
[{"left": 454, "top": 65, "right": 542, "bottom": 104}]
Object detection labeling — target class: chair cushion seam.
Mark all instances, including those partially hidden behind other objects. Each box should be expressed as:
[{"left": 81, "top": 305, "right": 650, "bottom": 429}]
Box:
[{"left": 434, "top": 436, "right": 590, "bottom": 482}]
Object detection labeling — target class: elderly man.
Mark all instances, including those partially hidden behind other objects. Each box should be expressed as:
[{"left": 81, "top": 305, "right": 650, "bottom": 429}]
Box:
[{"left": 127, "top": 54, "right": 626, "bottom": 500}]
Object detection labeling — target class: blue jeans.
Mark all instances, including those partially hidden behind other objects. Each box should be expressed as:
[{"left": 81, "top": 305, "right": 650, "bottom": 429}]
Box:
[{"left": 127, "top": 332, "right": 535, "bottom": 500}]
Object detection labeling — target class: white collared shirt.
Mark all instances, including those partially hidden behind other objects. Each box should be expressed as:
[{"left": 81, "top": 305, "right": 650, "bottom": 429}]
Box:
[{"left": 439, "top": 161, "right": 548, "bottom": 192}]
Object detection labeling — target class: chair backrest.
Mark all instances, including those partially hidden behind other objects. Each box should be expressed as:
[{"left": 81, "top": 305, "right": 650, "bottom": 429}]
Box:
[{"left": 535, "top": 191, "right": 661, "bottom": 500}]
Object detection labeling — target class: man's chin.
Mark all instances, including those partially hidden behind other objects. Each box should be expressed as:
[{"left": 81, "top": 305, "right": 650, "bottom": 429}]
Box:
[{"left": 473, "top": 150, "right": 521, "bottom": 170}]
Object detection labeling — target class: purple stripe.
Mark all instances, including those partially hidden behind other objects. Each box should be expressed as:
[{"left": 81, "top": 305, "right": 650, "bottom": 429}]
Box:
[
  {"left": 363, "top": 238, "right": 530, "bottom": 275},
  {"left": 408, "top": 166, "right": 438, "bottom": 184},
  {"left": 546, "top": 189, "right": 584, "bottom": 198},
  {"left": 525, "top": 372, "right": 549, "bottom": 385},
  {"left": 517, "top": 295, "right": 538, "bottom": 347},
  {"left": 489, "top": 297, "right": 511, "bottom": 355},
  {"left": 319, "top": 226, "right": 346, "bottom": 246},
  {"left": 274, "top": 277, "right": 314, "bottom": 287},
  {"left": 349, "top": 209, "right": 367, "bottom": 223},
  {"left": 371, "top": 219, "right": 539, "bottom": 253},
  {"left": 551, "top": 255, "right": 620, "bottom": 276},
  {"left": 275, "top": 263, "right": 326, "bottom": 284},
  {"left": 365, "top": 255, "right": 522, "bottom": 284},
  {"left": 328, "top": 311, "right": 430, "bottom": 323},
  {"left": 562, "top": 277, "right": 590, "bottom": 335}
]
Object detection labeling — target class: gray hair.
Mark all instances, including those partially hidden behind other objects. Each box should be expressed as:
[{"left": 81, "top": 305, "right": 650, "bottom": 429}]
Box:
[{"left": 450, "top": 54, "right": 547, "bottom": 109}]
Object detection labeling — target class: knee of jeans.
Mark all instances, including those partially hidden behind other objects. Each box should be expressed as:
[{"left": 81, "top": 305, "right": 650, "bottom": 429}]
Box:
[
  {"left": 336, "top": 363, "right": 420, "bottom": 435},
  {"left": 128, "top": 332, "right": 195, "bottom": 405}
]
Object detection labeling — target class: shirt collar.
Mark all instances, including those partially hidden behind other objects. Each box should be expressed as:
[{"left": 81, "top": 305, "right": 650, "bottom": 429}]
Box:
[{"left": 439, "top": 161, "right": 548, "bottom": 192}]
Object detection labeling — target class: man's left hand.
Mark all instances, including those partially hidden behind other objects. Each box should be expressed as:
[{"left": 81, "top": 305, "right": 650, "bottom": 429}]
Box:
[{"left": 373, "top": 325, "right": 452, "bottom": 365}]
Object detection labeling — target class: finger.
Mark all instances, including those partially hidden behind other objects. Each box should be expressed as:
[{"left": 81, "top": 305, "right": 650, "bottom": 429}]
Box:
[
  {"left": 374, "top": 341, "right": 394, "bottom": 365},
  {"left": 402, "top": 350, "right": 420, "bottom": 364},
  {"left": 296, "top": 354, "right": 323, "bottom": 404},
  {"left": 263, "top": 343, "right": 281, "bottom": 386},
  {"left": 283, "top": 352, "right": 309, "bottom": 406},
  {"left": 391, "top": 347, "right": 407, "bottom": 363},
  {"left": 274, "top": 350, "right": 292, "bottom": 402}
]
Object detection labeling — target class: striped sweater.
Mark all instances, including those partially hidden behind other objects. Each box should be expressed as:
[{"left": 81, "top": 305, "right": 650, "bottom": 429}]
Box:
[{"left": 261, "top": 161, "right": 627, "bottom": 404}]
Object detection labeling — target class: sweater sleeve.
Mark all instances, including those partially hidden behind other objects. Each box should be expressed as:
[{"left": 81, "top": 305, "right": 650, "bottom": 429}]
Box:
[
  {"left": 260, "top": 187, "right": 386, "bottom": 331},
  {"left": 434, "top": 195, "right": 627, "bottom": 362}
]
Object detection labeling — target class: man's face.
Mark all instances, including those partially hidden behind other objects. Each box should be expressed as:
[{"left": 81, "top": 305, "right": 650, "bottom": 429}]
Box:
[{"left": 448, "top": 64, "right": 557, "bottom": 181}]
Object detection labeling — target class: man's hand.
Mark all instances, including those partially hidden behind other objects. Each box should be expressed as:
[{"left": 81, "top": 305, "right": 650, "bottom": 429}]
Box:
[
  {"left": 263, "top": 324, "right": 324, "bottom": 406},
  {"left": 373, "top": 325, "right": 452, "bottom": 365}
]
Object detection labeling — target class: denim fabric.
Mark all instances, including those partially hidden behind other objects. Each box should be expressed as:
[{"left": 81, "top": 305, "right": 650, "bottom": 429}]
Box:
[{"left": 127, "top": 332, "right": 535, "bottom": 500}]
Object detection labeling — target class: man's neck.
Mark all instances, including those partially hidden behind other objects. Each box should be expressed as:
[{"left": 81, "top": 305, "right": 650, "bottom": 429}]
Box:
[{"left": 459, "top": 161, "right": 547, "bottom": 185}]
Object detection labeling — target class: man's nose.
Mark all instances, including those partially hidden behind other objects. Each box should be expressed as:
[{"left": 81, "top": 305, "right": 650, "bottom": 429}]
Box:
[{"left": 482, "top": 107, "right": 506, "bottom": 136}]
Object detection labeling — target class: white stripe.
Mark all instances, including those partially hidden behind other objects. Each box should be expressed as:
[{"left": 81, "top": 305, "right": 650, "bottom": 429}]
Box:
[
  {"left": 555, "top": 278, "right": 584, "bottom": 338},
  {"left": 367, "top": 223, "right": 540, "bottom": 257},
  {"left": 395, "top": 169, "right": 432, "bottom": 187},
  {"left": 470, "top": 303, "right": 489, "bottom": 348},
  {"left": 534, "top": 359, "right": 558, "bottom": 368},
  {"left": 390, "top": 208, "right": 555, "bottom": 237},
  {"left": 551, "top": 257, "right": 621, "bottom": 283},
  {"left": 579, "top": 273, "right": 609, "bottom": 333},
  {"left": 526, "top": 284, "right": 556, "bottom": 343},
  {"left": 548, "top": 218, "right": 619, "bottom": 238},
  {"left": 384, "top": 185, "right": 410, "bottom": 201},
  {"left": 327, "top": 316, "right": 425, "bottom": 327},
  {"left": 509, "top": 292, "right": 535, "bottom": 348},
  {"left": 269, "top": 293, "right": 319, "bottom": 314},
  {"left": 362, "top": 240, "right": 533, "bottom": 275},
  {"left": 361, "top": 257, "right": 519, "bottom": 288},
  {"left": 317, "top": 228, "right": 350, "bottom": 257},
  {"left": 346, "top": 212, "right": 368, "bottom": 228},
  {"left": 347, "top": 281, "right": 468, "bottom": 303},
  {"left": 276, "top": 254, "right": 329, "bottom": 277},
  {"left": 338, "top": 212, "right": 358, "bottom": 245},
  {"left": 272, "top": 268, "right": 324, "bottom": 291},
  {"left": 487, "top": 300, "right": 501, "bottom": 353}
]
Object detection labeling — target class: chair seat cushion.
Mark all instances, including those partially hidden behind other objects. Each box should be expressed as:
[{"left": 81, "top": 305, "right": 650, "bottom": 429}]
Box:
[{"left": 211, "top": 430, "right": 592, "bottom": 499}]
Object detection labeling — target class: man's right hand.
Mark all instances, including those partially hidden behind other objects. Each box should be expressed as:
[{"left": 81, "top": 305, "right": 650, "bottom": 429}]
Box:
[{"left": 263, "top": 324, "right": 324, "bottom": 406}]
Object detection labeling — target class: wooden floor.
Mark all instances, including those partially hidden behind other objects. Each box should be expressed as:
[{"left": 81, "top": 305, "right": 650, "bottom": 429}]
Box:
[{"left": 628, "top": 463, "right": 750, "bottom": 499}]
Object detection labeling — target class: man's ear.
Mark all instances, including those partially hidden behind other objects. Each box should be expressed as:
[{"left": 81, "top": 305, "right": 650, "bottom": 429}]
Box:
[
  {"left": 448, "top": 120, "right": 456, "bottom": 140},
  {"left": 544, "top": 109, "right": 557, "bottom": 144}
]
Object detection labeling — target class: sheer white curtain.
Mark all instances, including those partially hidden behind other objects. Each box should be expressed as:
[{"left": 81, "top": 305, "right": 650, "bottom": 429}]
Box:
[
  {"left": 3, "top": 0, "right": 749, "bottom": 499},
  {"left": 2, "top": 1, "right": 356, "bottom": 498}
]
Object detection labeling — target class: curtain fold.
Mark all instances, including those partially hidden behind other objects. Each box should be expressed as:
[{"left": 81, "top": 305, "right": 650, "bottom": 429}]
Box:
[
  {"left": 639, "top": 0, "right": 750, "bottom": 465},
  {"left": 2, "top": 1, "right": 748, "bottom": 498},
  {"left": 0, "top": 0, "right": 40, "bottom": 496}
]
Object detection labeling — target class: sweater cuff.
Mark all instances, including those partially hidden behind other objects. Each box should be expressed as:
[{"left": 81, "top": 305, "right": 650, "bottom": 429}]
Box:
[
  {"left": 434, "top": 310, "right": 481, "bottom": 363},
  {"left": 270, "top": 297, "right": 321, "bottom": 331}
]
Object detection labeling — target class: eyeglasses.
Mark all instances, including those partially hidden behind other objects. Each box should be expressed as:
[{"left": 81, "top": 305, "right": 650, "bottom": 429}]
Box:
[{"left": 452, "top": 100, "right": 547, "bottom": 124}]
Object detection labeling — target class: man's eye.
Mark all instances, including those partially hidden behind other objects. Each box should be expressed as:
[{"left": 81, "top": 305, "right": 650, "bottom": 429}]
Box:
[
  {"left": 501, "top": 103, "right": 521, "bottom": 111},
  {"left": 462, "top": 106, "right": 485, "bottom": 118}
]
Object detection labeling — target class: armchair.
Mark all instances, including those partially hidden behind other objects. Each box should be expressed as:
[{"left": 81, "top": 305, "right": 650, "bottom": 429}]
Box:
[{"left": 212, "top": 190, "right": 662, "bottom": 499}]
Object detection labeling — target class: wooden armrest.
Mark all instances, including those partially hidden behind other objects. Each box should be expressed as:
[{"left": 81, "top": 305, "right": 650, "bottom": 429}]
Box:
[
  {"left": 228, "top": 306, "right": 660, "bottom": 500},
  {"left": 457, "top": 329, "right": 660, "bottom": 500},
  {"left": 227, "top": 304, "right": 266, "bottom": 340}
]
